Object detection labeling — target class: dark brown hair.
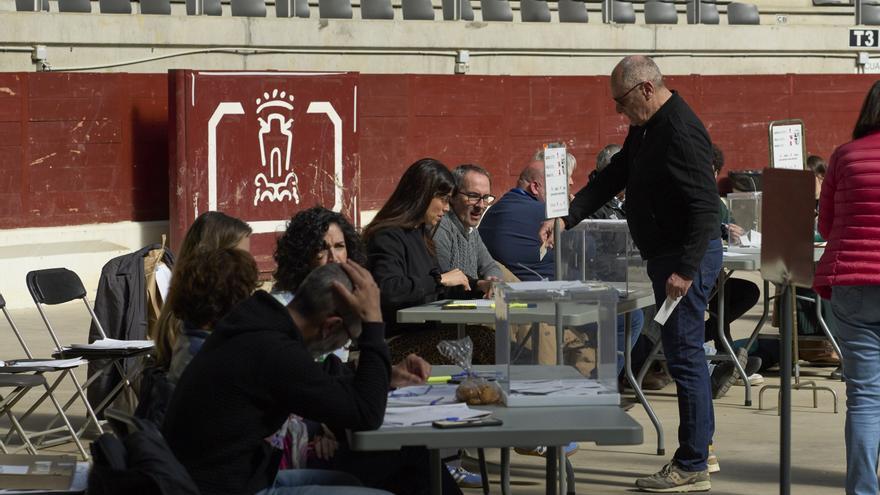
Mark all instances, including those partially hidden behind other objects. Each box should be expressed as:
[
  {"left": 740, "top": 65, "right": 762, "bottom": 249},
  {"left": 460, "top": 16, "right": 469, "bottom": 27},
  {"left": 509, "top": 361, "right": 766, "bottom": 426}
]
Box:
[
  {"left": 853, "top": 80, "right": 880, "bottom": 141},
  {"left": 167, "top": 247, "right": 259, "bottom": 329},
  {"left": 362, "top": 158, "right": 455, "bottom": 252}
]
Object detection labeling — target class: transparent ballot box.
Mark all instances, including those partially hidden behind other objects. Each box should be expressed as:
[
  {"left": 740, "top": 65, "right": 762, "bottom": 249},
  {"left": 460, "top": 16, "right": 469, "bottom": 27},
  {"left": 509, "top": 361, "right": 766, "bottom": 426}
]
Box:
[
  {"left": 493, "top": 281, "right": 619, "bottom": 407},
  {"left": 726, "top": 192, "right": 762, "bottom": 249},
  {"left": 558, "top": 219, "right": 650, "bottom": 295}
]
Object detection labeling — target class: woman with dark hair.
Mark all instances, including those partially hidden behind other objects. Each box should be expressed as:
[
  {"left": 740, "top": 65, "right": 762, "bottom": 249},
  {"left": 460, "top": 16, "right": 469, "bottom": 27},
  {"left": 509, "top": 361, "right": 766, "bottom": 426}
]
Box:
[
  {"left": 814, "top": 80, "right": 880, "bottom": 495},
  {"left": 274, "top": 206, "right": 366, "bottom": 299},
  {"left": 364, "top": 158, "right": 491, "bottom": 364}
]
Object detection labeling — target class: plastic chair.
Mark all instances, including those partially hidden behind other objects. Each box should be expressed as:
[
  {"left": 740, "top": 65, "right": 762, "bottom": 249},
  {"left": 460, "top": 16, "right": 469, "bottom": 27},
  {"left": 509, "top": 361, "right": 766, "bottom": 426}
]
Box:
[
  {"left": 140, "top": 0, "right": 171, "bottom": 14},
  {"left": 480, "top": 0, "right": 513, "bottom": 20},
  {"left": 558, "top": 0, "right": 588, "bottom": 23},
  {"left": 0, "top": 292, "right": 93, "bottom": 459},
  {"left": 185, "top": 0, "right": 222, "bottom": 15},
  {"left": 521, "top": 0, "right": 550, "bottom": 21},
  {"left": 442, "top": 0, "right": 474, "bottom": 19},
  {"left": 861, "top": 2, "right": 880, "bottom": 24},
  {"left": 603, "top": 0, "right": 635, "bottom": 22},
  {"left": 362, "top": 0, "right": 394, "bottom": 18},
  {"left": 15, "top": 0, "right": 49, "bottom": 11},
  {"left": 276, "top": 0, "right": 310, "bottom": 17},
  {"left": 402, "top": 0, "right": 435, "bottom": 19},
  {"left": 727, "top": 1, "right": 759, "bottom": 23},
  {"left": 99, "top": 0, "right": 132, "bottom": 13},
  {"left": 644, "top": 0, "right": 678, "bottom": 23},
  {"left": 58, "top": 0, "right": 91, "bottom": 12},
  {"left": 319, "top": 0, "right": 353, "bottom": 18},
  {"left": 686, "top": 1, "right": 719, "bottom": 23},
  {"left": 231, "top": 0, "right": 266, "bottom": 16},
  {"left": 26, "top": 269, "right": 153, "bottom": 426}
]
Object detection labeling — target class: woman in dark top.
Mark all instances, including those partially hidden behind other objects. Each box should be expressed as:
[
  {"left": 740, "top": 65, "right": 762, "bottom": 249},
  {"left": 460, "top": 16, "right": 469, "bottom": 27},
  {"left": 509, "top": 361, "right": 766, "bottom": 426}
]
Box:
[{"left": 363, "top": 158, "right": 492, "bottom": 363}]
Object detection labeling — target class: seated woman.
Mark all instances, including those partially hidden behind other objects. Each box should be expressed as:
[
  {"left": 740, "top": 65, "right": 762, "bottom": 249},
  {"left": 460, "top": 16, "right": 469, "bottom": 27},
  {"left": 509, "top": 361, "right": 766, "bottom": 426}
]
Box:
[
  {"left": 273, "top": 206, "right": 366, "bottom": 302},
  {"left": 151, "top": 211, "right": 253, "bottom": 375},
  {"left": 363, "top": 158, "right": 493, "bottom": 364}
]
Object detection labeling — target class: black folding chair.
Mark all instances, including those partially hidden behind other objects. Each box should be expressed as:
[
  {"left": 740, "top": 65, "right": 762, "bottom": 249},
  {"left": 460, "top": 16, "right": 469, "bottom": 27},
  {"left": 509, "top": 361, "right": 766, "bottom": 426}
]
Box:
[
  {"left": 0, "top": 292, "right": 90, "bottom": 458},
  {"left": 26, "top": 268, "right": 154, "bottom": 439}
]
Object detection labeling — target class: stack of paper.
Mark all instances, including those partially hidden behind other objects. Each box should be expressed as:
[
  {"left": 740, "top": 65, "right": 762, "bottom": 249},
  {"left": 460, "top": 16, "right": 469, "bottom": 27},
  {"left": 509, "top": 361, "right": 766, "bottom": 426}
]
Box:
[
  {"left": 0, "top": 358, "right": 83, "bottom": 369},
  {"left": 387, "top": 385, "right": 459, "bottom": 407},
  {"left": 381, "top": 403, "right": 490, "bottom": 428},
  {"left": 510, "top": 379, "right": 602, "bottom": 397},
  {"left": 66, "top": 338, "right": 153, "bottom": 351}
]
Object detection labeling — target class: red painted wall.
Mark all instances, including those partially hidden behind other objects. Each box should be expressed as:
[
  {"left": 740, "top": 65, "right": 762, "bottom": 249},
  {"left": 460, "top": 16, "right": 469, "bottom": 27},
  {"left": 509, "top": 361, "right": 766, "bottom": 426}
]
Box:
[
  {"left": 0, "top": 72, "right": 874, "bottom": 229},
  {"left": 0, "top": 72, "right": 168, "bottom": 229}
]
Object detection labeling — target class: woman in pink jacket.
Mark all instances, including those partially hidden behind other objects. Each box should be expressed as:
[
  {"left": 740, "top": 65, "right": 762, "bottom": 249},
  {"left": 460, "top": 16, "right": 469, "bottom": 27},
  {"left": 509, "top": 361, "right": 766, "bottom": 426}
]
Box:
[{"left": 814, "top": 80, "right": 880, "bottom": 495}]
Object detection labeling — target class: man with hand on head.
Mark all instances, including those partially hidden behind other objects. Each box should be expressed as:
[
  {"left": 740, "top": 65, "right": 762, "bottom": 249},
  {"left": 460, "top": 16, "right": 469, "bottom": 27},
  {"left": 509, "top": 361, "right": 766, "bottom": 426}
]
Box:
[
  {"left": 163, "top": 261, "right": 454, "bottom": 495},
  {"left": 542, "top": 55, "right": 721, "bottom": 493}
]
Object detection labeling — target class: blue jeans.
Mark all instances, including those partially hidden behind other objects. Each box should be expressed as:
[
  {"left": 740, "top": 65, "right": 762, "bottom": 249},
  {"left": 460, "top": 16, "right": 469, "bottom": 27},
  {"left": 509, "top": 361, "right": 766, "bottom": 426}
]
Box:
[
  {"left": 647, "top": 239, "right": 722, "bottom": 472},
  {"left": 618, "top": 311, "right": 645, "bottom": 375},
  {"left": 831, "top": 285, "right": 880, "bottom": 495},
  {"left": 256, "top": 469, "right": 392, "bottom": 495}
]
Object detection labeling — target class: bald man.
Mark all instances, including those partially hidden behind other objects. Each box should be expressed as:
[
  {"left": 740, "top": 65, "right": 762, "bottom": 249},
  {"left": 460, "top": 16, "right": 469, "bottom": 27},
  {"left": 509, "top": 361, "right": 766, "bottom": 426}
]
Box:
[{"left": 543, "top": 56, "right": 721, "bottom": 492}]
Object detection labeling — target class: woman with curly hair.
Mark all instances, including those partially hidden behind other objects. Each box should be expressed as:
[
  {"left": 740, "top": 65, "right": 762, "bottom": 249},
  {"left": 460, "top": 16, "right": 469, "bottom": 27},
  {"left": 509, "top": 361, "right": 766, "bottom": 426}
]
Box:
[
  {"left": 364, "top": 158, "right": 493, "bottom": 364},
  {"left": 150, "top": 211, "right": 253, "bottom": 372},
  {"left": 273, "top": 206, "right": 366, "bottom": 303},
  {"left": 166, "top": 247, "right": 260, "bottom": 383}
]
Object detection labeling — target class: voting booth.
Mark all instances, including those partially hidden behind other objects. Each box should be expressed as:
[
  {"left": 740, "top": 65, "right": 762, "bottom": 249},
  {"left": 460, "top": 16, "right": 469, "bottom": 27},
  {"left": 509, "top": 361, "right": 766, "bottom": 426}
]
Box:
[
  {"left": 493, "top": 281, "right": 620, "bottom": 406},
  {"left": 558, "top": 219, "right": 650, "bottom": 295}
]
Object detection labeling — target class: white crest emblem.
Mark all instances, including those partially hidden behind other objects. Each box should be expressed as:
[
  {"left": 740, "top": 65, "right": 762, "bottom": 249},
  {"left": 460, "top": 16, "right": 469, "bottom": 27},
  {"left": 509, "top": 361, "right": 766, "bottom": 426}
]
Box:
[{"left": 254, "top": 89, "right": 300, "bottom": 206}]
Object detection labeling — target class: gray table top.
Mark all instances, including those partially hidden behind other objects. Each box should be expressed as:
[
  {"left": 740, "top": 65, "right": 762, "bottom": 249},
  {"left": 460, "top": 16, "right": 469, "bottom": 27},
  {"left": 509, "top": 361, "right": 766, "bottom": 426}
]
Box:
[
  {"left": 396, "top": 288, "right": 655, "bottom": 326},
  {"left": 349, "top": 365, "right": 643, "bottom": 452}
]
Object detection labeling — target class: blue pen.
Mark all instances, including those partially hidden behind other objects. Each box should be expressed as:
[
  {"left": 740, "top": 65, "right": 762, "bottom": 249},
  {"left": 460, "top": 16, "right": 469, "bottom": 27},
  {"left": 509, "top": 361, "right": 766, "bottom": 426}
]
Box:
[{"left": 412, "top": 416, "right": 459, "bottom": 425}]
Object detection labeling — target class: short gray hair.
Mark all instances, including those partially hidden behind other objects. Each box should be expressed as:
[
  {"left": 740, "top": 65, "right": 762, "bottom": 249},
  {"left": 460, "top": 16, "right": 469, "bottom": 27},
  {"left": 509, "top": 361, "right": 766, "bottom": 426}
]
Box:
[
  {"left": 452, "top": 164, "right": 491, "bottom": 190},
  {"left": 291, "top": 263, "right": 355, "bottom": 323},
  {"left": 596, "top": 144, "right": 622, "bottom": 172},
  {"left": 616, "top": 55, "right": 665, "bottom": 90}
]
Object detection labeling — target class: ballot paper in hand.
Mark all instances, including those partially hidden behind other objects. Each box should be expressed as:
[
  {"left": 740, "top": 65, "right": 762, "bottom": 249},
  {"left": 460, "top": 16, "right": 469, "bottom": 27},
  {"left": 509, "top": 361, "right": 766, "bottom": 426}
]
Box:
[
  {"left": 381, "top": 403, "right": 490, "bottom": 428},
  {"left": 654, "top": 295, "right": 683, "bottom": 325}
]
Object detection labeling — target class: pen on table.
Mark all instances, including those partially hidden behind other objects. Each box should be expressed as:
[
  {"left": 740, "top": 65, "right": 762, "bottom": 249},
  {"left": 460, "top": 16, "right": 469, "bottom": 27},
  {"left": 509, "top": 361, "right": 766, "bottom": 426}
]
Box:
[
  {"left": 429, "top": 397, "right": 445, "bottom": 405},
  {"left": 426, "top": 375, "right": 452, "bottom": 384}
]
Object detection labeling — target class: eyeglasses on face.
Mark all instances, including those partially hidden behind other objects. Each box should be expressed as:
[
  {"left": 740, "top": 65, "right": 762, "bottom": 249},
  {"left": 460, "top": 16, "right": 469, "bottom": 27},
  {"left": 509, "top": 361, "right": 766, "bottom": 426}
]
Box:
[
  {"left": 612, "top": 81, "right": 646, "bottom": 106},
  {"left": 457, "top": 191, "right": 496, "bottom": 205}
]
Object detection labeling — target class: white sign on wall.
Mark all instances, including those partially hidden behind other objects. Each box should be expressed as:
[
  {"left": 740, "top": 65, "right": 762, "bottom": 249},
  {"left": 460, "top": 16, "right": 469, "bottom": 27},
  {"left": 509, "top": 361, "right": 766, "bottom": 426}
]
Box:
[
  {"left": 769, "top": 120, "right": 806, "bottom": 170},
  {"left": 543, "top": 144, "right": 570, "bottom": 219}
]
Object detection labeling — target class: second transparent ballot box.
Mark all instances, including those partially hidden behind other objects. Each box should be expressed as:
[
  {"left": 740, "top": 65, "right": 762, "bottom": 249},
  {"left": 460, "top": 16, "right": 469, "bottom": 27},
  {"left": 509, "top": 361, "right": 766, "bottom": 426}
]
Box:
[
  {"left": 726, "top": 191, "right": 762, "bottom": 249},
  {"left": 493, "top": 281, "right": 619, "bottom": 407},
  {"left": 558, "top": 219, "right": 650, "bottom": 295}
]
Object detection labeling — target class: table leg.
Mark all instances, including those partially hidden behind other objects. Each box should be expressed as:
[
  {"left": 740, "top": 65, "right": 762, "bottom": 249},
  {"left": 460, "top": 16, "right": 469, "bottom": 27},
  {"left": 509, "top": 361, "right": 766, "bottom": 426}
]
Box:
[
  {"left": 429, "top": 449, "right": 442, "bottom": 495},
  {"left": 501, "top": 447, "right": 511, "bottom": 495},
  {"left": 715, "top": 270, "right": 751, "bottom": 406},
  {"left": 545, "top": 446, "right": 558, "bottom": 495},
  {"left": 744, "top": 280, "right": 771, "bottom": 352},
  {"left": 625, "top": 312, "right": 665, "bottom": 455},
  {"left": 814, "top": 292, "right": 844, "bottom": 378},
  {"left": 457, "top": 323, "right": 466, "bottom": 340}
]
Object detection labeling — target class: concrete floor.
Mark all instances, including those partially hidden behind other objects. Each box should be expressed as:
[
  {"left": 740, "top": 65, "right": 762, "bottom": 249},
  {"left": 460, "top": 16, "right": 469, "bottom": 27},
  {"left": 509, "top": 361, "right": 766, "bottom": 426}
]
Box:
[{"left": 0, "top": 270, "right": 848, "bottom": 494}]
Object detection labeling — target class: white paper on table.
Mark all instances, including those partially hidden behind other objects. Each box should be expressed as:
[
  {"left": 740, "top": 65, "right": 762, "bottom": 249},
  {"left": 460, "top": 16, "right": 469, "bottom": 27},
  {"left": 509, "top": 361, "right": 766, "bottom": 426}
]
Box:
[
  {"left": 723, "top": 251, "right": 750, "bottom": 257},
  {"left": 3, "top": 358, "right": 83, "bottom": 369},
  {"left": 445, "top": 299, "right": 493, "bottom": 308},
  {"left": 381, "top": 403, "right": 490, "bottom": 428},
  {"left": 654, "top": 296, "right": 683, "bottom": 325},
  {"left": 506, "top": 281, "right": 606, "bottom": 292},
  {"left": 510, "top": 379, "right": 601, "bottom": 397},
  {"left": 738, "top": 230, "right": 762, "bottom": 248},
  {"left": 387, "top": 384, "right": 460, "bottom": 407},
  {"left": 67, "top": 338, "right": 153, "bottom": 350}
]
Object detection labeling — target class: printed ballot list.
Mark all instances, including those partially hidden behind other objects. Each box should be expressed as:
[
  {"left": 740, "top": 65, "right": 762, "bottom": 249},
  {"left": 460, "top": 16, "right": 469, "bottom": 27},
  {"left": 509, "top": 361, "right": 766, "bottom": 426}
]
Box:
[
  {"left": 770, "top": 122, "right": 805, "bottom": 170},
  {"left": 544, "top": 145, "right": 570, "bottom": 219}
]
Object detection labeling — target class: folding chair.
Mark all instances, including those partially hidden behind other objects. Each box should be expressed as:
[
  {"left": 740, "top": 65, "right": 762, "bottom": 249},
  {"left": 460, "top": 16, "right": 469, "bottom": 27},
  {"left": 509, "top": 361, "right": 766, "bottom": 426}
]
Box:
[
  {"left": 0, "top": 292, "right": 91, "bottom": 459},
  {"left": 26, "top": 268, "right": 154, "bottom": 436}
]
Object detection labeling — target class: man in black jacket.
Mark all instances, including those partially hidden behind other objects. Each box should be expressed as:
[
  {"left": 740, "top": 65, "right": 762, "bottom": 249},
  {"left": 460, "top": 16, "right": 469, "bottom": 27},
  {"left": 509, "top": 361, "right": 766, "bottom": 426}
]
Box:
[
  {"left": 163, "top": 261, "right": 434, "bottom": 494},
  {"left": 542, "top": 55, "right": 721, "bottom": 493}
]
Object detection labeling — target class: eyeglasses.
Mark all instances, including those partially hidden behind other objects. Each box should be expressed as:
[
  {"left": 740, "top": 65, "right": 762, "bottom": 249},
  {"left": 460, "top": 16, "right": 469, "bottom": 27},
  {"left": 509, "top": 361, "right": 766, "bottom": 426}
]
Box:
[
  {"left": 457, "top": 191, "right": 496, "bottom": 205},
  {"left": 612, "top": 81, "right": 646, "bottom": 106}
]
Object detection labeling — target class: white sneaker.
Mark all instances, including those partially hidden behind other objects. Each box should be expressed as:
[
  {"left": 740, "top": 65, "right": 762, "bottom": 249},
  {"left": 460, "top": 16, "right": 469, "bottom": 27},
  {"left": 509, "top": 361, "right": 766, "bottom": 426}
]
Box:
[{"left": 735, "top": 373, "right": 764, "bottom": 386}]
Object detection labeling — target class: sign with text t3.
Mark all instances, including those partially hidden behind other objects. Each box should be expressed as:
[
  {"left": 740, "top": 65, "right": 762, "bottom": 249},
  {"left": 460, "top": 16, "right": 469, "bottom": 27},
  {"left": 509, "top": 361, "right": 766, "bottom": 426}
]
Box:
[
  {"left": 543, "top": 143, "right": 570, "bottom": 219},
  {"left": 851, "top": 29, "right": 879, "bottom": 48}
]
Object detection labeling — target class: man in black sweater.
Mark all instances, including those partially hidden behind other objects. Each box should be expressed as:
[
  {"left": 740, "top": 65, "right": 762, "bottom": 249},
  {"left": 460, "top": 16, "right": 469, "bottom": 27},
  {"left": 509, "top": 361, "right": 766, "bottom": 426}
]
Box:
[
  {"left": 542, "top": 56, "right": 721, "bottom": 493},
  {"left": 162, "top": 261, "right": 435, "bottom": 494}
]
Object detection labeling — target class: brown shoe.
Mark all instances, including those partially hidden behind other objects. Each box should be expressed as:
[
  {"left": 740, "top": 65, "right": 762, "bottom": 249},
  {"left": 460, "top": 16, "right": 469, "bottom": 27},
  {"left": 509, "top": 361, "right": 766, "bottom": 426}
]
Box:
[{"left": 642, "top": 370, "right": 672, "bottom": 390}]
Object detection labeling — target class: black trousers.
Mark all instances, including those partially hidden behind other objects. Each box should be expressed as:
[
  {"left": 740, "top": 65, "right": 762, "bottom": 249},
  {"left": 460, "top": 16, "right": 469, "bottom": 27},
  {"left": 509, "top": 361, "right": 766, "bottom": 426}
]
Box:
[{"left": 704, "top": 277, "right": 761, "bottom": 349}]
